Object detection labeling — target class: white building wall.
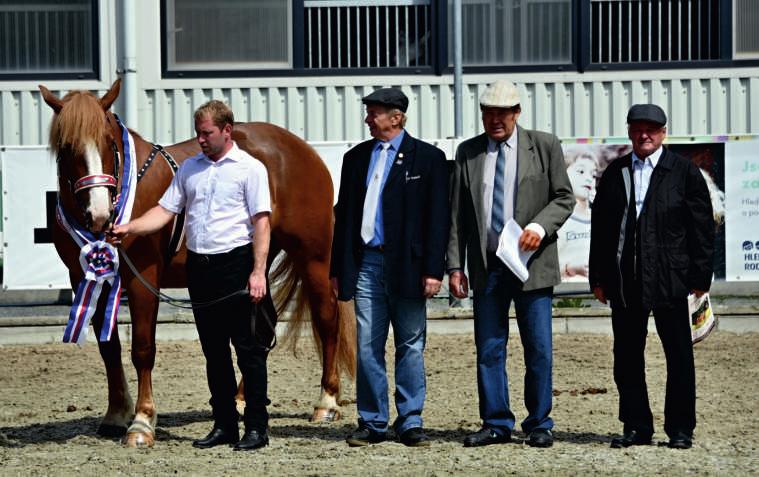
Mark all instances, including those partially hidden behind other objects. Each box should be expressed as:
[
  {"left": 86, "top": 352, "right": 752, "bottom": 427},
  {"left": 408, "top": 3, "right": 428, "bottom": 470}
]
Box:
[{"left": 1, "top": 0, "right": 758, "bottom": 147}]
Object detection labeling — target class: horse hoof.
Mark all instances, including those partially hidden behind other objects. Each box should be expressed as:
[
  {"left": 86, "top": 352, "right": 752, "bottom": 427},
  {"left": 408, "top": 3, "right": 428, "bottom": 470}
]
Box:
[
  {"left": 97, "top": 423, "right": 128, "bottom": 438},
  {"left": 122, "top": 431, "right": 155, "bottom": 448},
  {"left": 310, "top": 407, "right": 340, "bottom": 423}
]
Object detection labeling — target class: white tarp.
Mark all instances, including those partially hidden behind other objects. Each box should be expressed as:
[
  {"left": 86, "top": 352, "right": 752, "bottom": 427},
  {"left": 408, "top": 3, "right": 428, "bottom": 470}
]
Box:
[
  {"left": 725, "top": 141, "right": 759, "bottom": 280},
  {"left": 0, "top": 143, "right": 356, "bottom": 290},
  {"left": 1, "top": 147, "right": 70, "bottom": 289}
]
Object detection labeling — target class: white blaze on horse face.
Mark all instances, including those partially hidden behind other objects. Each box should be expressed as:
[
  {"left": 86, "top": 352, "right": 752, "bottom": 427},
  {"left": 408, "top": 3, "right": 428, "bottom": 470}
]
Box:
[{"left": 84, "top": 141, "right": 112, "bottom": 231}]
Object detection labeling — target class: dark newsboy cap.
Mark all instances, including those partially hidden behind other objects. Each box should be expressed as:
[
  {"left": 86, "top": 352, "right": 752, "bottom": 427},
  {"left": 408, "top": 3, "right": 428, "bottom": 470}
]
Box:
[
  {"left": 627, "top": 104, "right": 667, "bottom": 126},
  {"left": 362, "top": 88, "right": 409, "bottom": 112}
]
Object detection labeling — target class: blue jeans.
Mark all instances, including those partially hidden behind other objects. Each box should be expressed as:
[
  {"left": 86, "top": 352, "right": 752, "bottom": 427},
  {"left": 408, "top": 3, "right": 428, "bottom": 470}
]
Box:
[
  {"left": 472, "top": 264, "right": 554, "bottom": 434},
  {"left": 354, "top": 249, "right": 427, "bottom": 435}
]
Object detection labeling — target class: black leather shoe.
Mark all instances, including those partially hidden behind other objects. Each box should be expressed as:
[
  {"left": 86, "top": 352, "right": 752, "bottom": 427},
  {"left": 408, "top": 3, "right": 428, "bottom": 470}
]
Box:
[
  {"left": 610, "top": 429, "right": 652, "bottom": 448},
  {"left": 399, "top": 427, "right": 431, "bottom": 447},
  {"left": 233, "top": 429, "right": 269, "bottom": 451},
  {"left": 667, "top": 431, "right": 693, "bottom": 449},
  {"left": 192, "top": 427, "right": 239, "bottom": 449},
  {"left": 346, "top": 427, "right": 387, "bottom": 447},
  {"left": 463, "top": 428, "right": 511, "bottom": 447},
  {"left": 527, "top": 429, "right": 554, "bottom": 448}
]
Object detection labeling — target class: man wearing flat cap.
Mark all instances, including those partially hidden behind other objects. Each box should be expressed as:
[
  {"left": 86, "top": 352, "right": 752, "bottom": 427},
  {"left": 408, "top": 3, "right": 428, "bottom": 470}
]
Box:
[
  {"left": 589, "top": 104, "right": 714, "bottom": 450},
  {"left": 330, "top": 87, "right": 449, "bottom": 447},
  {"left": 447, "top": 79, "right": 573, "bottom": 448}
]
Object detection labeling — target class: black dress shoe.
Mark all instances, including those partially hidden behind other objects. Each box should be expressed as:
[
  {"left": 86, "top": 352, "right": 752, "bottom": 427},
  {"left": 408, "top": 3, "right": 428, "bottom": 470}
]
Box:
[
  {"left": 345, "top": 427, "right": 387, "bottom": 447},
  {"left": 527, "top": 429, "right": 554, "bottom": 448},
  {"left": 610, "top": 429, "right": 652, "bottom": 448},
  {"left": 192, "top": 427, "right": 239, "bottom": 449},
  {"left": 399, "top": 427, "right": 431, "bottom": 447},
  {"left": 463, "top": 428, "right": 511, "bottom": 447},
  {"left": 667, "top": 431, "right": 693, "bottom": 449},
  {"left": 233, "top": 429, "right": 269, "bottom": 451}
]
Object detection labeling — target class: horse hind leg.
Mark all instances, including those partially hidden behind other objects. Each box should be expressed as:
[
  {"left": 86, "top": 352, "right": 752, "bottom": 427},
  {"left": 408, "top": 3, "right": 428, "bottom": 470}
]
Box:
[{"left": 301, "top": 257, "right": 355, "bottom": 423}]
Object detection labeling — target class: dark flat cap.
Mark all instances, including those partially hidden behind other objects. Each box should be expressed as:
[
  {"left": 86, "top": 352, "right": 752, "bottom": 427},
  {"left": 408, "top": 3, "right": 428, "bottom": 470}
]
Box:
[
  {"left": 362, "top": 88, "right": 409, "bottom": 112},
  {"left": 627, "top": 104, "right": 667, "bottom": 126}
]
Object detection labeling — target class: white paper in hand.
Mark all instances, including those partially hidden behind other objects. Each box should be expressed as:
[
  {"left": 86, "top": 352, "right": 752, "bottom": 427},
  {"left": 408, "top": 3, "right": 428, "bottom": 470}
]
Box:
[{"left": 495, "top": 219, "right": 535, "bottom": 283}]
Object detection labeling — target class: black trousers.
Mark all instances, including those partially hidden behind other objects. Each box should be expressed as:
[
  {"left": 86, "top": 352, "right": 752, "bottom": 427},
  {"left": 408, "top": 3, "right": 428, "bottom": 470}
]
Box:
[
  {"left": 611, "top": 284, "right": 696, "bottom": 438},
  {"left": 187, "top": 244, "right": 272, "bottom": 432}
]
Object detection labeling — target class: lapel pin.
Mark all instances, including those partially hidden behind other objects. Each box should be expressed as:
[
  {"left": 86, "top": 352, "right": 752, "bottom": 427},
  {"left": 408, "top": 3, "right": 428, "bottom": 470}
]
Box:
[{"left": 396, "top": 153, "right": 404, "bottom": 165}]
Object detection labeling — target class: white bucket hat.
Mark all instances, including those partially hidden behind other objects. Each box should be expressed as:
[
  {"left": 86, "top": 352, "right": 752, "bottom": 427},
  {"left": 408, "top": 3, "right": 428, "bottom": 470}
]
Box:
[{"left": 479, "top": 80, "right": 520, "bottom": 108}]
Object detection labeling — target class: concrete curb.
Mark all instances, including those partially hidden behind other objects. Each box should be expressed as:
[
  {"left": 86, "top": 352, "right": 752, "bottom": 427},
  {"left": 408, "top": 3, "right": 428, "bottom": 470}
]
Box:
[{"left": 1, "top": 307, "right": 757, "bottom": 346}]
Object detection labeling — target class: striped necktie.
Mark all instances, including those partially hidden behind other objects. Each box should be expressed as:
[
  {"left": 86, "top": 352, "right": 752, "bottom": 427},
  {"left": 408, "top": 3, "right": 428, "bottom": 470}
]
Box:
[{"left": 491, "top": 141, "right": 506, "bottom": 234}]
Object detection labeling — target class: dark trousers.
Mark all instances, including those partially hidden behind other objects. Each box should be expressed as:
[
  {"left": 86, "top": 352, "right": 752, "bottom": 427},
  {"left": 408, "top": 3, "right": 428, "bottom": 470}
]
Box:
[
  {"left": 187, "top": 244, "right": 271, "bottom": 432},
  {"left": 611, "top": 286, "right": 696, "bottom": 438}
]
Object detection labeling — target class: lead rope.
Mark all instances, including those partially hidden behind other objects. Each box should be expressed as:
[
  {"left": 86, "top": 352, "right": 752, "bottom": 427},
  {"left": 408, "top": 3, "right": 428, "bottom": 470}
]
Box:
[{"left": 118, "top": 246, "right": 277, "bottom": 350}]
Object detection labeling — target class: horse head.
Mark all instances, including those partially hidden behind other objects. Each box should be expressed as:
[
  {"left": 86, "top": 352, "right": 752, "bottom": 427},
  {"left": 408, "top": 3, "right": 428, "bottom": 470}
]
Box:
[{"left": 39, "top": 79, "right": 123, "bottom": 234}]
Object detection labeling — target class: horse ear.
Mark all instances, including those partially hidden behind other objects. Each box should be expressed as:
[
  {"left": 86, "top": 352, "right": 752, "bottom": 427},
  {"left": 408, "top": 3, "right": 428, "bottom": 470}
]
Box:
[
  {"left": 99, "top": 78, "right": 122, "bottom": 111},
  {"left": 38, "top": 85, "right": 63, "bottom": 114}
]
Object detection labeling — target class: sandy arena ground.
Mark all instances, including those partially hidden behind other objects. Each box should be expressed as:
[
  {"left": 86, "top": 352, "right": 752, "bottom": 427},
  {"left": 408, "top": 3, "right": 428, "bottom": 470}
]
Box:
[{"left": 0, "top": 330, "right": 757, "bottom": 476}]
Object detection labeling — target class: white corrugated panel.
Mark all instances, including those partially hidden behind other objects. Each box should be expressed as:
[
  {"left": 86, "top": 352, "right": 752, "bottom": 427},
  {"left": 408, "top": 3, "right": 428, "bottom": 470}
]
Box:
[{"left": 4, "top": 70, "right": 759, "bottom": 148}]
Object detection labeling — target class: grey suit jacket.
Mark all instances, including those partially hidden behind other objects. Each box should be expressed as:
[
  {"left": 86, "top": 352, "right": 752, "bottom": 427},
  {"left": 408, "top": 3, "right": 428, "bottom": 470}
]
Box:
[{"left": 447, "top": 126, "right": 574, "bottom": 291}]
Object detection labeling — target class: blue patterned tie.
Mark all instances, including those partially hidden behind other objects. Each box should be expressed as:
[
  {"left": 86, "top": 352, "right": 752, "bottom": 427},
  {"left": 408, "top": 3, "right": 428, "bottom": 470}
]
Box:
[{"left": 491, "top": 142, "right": 505, "bottom": 234}]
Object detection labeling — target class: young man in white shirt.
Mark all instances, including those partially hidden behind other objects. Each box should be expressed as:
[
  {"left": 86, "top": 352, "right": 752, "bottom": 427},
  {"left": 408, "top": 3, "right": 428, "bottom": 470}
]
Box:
[{"left": 110, "top": 100, "right": 272, "bottom": 451}]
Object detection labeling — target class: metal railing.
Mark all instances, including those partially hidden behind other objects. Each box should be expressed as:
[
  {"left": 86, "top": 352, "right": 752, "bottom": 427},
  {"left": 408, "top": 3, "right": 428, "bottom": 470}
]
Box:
[
  {"left": 590, "top": 0, "right": 721, "bottom": 64},
  {"left": 304, "top": 0, "right": 432, "bottom": 69}
]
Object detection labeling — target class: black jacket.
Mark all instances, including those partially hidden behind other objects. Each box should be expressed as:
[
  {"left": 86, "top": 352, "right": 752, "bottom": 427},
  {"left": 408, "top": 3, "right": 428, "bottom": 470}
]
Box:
[
  {"left": 330, "top": 131, "right": 449, "bottom": 301},
  {"left": 589, "top": 148, "right": 715, "bottom": 308}
]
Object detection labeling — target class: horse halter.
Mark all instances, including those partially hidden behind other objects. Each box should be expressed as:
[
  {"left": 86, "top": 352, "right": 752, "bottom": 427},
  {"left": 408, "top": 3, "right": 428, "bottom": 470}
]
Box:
[{"left": 58, "top": 115, "right": 122, "bottom": 229}]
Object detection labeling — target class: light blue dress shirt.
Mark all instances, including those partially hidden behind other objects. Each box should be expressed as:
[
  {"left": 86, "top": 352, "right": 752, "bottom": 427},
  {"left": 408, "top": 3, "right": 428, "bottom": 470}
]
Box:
[
  {"left": 364, "top": 130, "right": 405, "bottom": 246},
  {"left": 632, "top": 146, "right": 663, "bottom": 218}
]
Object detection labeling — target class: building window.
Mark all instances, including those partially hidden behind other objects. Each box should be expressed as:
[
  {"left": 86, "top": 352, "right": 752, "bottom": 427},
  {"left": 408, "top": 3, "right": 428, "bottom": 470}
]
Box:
[
  {"left": 448, "top": 0, "right": 573, "bottom": 67},
  {"left": 303, "top": 1, "right": 433, "bottom": 69},
  {"left": 0, "top": 0, "right": 97, "bottom": 78},
  {"left": 734, "top": 0, "right": 759, "bottom": 59},
  {"left": 165, "top": 0, "right": 291, "bottom": 71},
  {"left": 590, "top": 0, "right": 720, "bottom": 64}
]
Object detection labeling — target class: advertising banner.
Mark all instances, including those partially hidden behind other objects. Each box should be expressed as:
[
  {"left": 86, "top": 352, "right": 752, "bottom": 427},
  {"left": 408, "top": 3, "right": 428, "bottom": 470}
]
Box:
[{"left": 724, "top": 140, "right": 759, "bottom": 280}]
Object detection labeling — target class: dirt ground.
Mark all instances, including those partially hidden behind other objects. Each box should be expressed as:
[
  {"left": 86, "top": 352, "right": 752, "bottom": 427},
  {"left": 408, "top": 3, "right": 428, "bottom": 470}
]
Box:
[{"left": 0, "top": 329, "right": 757, "bottom": 476}]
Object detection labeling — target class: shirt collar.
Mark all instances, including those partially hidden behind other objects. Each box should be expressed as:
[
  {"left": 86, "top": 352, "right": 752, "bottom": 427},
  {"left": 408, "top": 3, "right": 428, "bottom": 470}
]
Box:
[
  {"left": 487, "top": 127, "right": 518, "bottom": 151},
  {"left": 198, "top": 141, "right": 243, "bottom": 163},
  {"left": 632, "top": 145, "right": 663, "bottom": 168},
  {"left": 377, "top": 129, "right": 405, "bottom": 151}
]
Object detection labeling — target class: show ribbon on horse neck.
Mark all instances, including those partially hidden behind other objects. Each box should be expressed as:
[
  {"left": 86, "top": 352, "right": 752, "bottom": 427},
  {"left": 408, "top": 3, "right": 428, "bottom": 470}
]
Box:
[{"left": 57, "top": 115, "right": 137, "bottom": 345}]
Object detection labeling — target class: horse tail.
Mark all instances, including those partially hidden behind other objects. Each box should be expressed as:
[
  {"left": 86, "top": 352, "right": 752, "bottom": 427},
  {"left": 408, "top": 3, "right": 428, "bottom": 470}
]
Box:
[
  {"left": 335, "top": 299, "right": 357, "bottom": 378},
  {"left": 271, "top": 253, "right": 356, "bottom": 378},
  {"left": 270, "top": 253, "right": 309, "bottom": 352}
]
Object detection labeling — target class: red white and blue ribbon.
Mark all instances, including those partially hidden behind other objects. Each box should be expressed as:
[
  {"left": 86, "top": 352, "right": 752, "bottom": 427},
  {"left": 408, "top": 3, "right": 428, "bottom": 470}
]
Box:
[{"left": 57, "top": 115, "right": 137, "bottom": 345}]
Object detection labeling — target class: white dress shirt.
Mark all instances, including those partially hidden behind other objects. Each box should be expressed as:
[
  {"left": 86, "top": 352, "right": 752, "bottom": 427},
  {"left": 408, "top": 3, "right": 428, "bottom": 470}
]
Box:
[
  {"left": 632, "top": 146, "right": 663, "bottom": 218},
  {"left": 159, "top": 142, "right": 271, "bottom": 254}
]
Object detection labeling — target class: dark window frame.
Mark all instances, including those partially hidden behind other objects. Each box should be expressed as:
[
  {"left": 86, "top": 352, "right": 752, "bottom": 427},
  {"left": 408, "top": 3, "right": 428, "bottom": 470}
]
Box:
[
  {"left": 0, "top": 0, "right": 100, "bottom": 81},
  {"left": 159, "top": 0, "right": 759, "bottom": 79}
]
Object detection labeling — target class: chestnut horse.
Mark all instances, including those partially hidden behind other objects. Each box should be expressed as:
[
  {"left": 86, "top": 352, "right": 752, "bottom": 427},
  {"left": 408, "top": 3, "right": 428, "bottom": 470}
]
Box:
[{"left": 39, "top": 79, "right": 355, "bottom": 447}]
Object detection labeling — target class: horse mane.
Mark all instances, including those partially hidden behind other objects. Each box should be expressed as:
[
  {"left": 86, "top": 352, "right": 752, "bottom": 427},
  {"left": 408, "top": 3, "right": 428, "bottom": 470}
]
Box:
[{"left": 49, "top": 90, "right": 107, "bottom": 155}]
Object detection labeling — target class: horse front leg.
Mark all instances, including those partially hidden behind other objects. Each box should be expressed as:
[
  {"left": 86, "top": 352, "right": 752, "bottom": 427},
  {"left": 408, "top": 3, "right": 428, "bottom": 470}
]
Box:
[
  {"left": 122, "top": 283, "right": 159, "bottom": 447},
  {"left": 95, "top": 327, "right": 135, "bottom": 437}
]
